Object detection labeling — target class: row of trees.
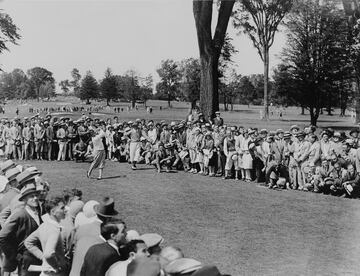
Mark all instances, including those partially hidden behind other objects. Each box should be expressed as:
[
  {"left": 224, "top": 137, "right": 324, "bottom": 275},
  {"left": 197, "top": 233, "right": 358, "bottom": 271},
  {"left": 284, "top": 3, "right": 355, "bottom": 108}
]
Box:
[
  {"left": 59, "top": 69, "right": 154, "bottom": 107},
  {"left": 0, "top": 67, "right": 55, "bottom": 100}
]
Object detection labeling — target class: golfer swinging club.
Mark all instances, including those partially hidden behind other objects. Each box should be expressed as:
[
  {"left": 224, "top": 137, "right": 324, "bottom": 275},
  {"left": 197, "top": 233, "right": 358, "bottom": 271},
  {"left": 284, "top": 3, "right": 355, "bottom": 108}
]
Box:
[{"left": 87, "top": 121, "right": 106, "bottom": 179}]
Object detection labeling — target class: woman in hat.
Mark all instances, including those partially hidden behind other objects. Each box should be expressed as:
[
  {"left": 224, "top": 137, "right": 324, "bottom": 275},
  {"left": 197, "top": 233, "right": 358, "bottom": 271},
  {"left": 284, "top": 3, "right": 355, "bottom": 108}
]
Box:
[
  {"left": 240, "top": 129, "right": 254, "bottom": 182},
  {"left": 87, "top": 125, "right": 107, "bottom": 180},
  {"left": 201, "top": 133, "right": 216, "bottom": 176}
]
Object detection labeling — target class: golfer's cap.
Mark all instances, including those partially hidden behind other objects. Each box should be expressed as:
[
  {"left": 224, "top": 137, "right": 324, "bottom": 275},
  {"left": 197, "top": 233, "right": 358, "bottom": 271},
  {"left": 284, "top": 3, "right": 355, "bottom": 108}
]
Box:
[
  {"left": 139, "top": 233, "right": 164, "bottom": 248},
  {"left": 0, "top": 175, "right": 9, "bottom": 192}
]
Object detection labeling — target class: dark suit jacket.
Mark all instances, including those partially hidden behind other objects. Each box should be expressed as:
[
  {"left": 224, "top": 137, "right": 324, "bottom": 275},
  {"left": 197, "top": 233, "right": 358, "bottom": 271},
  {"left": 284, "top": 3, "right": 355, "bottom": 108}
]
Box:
[
  {"left": 80, "top": 242, "right": 121, "bottom": 276},
  {"left": 0, "top": 207, "right": 41, "bottom": 271}
]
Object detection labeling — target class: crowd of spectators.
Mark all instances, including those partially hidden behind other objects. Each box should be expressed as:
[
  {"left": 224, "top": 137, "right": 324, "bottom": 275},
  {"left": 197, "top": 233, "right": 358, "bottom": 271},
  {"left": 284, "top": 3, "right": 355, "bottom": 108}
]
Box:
[{"left": 0, "top": 110, "right": 359, "bottom": 198}]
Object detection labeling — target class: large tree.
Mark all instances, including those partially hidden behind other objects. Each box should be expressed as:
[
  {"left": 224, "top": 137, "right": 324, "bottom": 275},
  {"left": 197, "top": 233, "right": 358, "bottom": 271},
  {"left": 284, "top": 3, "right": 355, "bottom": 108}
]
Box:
[
  {"left": 193, "top": 0, "right": 235, "bottom": 120},
  {"left": 100, "top": 68, "right": 118, "bottom": 106},
  {"left": 70, "top": 68, "right": 82, "bottom": 96},
  {"left": 116, "top": 70, "right": 141, "bottom": 108},
  {"left": 274, "top": 0, "right": 349, "bottom": 126},
  {"left": 79, "top": 71, "right": 99, "bottom": 104},
  {"left": 233, "top": 0, "right": 292, "bottom": 120},
  {"left": 179, "top": 58, "right": 201, "bottom": 109},
  {"left": 0, "top": 69, "right": 27, "bottom": 99},
  {"left": 156, "top": 59, "right": 181, "bottom": 108},
  {"left": 0, "top": 10, "right": 20, "bottom": 56},
  {"left": 27, "top": 67, "right": 55, "bottom": 101},
  {"left": 59, "top": 80, "right": 71, "bottom": 95}
]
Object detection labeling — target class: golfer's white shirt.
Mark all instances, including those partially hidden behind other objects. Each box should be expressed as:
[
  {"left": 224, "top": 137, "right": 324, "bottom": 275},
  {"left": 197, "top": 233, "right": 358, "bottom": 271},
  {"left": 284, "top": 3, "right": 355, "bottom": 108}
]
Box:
[
  {"left": 92, "top": 130, "right": 106, "bottom": 151},
  {"left": 105, "top": 259, "right": 130, "bottom": 276}
]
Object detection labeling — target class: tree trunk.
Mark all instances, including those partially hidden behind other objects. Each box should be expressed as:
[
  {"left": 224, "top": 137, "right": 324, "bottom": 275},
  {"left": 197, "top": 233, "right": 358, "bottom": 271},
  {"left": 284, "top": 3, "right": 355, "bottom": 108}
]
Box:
[
  {"left": 167, "top": 93, "right": 171, "bottom": 108},
  {"left": 191, "top": 100, "right": 197, "bottom": 109},
  {"left": 107, "top": 99, "right": 110, "bottom": 106},
  {"left": 223, "top": 93, "right": 227, "bottom": 111},
  {"left": 310, "top": 107, "right": 320, "bottom": 126},
  {"left": 86, "top": 99, "right": 90, "bottom": 105},
  {"left": 263, "top": 46, "right": 269, "bottom": 120},
  {"left": 199, "top": 55, "right": 219, "bottom": 119},
  {"left": 193, "top": 0, "right": 235, "bottom": 121},
  {"left": 301, "top": 106, "right": 305, "bottom": 115},
  {"left": 131, "top": 100, "right": 136, "bottom": 108},
  {"left": 355, "top": 76, "right": 360, "bottom": 123}
]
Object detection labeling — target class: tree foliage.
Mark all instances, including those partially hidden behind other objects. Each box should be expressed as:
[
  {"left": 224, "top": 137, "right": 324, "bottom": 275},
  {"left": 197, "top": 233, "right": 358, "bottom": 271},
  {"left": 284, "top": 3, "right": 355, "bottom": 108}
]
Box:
[
  {"left": 273, "top": 0, "right": 351, "bottom": 125},
  {"left": 100, "top": 68, "right": 118, "bottom": 105},
  {"left": 59, "top": 80, "right": 71, "bottom": 95},
  {"left": 70, "top": 68, "right": 82, "bottom": 96},
  {"left": 27, "top": 67, "right": 55, "bottom": 100},
  {"left": 179, "top": 58, "right": 201, "bottom": 108},
  {"left": 79, "top": 71, "right": 99, "bottom": 104},
  {"left": 156, "top": 59, "right": 181, "bottom": 107},
  {"left": 0, "top": 10, "right": 21, "bottom": 56}
]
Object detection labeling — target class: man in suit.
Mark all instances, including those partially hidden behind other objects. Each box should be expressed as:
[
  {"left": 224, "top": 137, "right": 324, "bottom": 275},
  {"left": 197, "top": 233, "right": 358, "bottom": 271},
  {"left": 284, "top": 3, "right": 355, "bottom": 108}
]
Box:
[
  {"left": 80, "top": 221, "right": 127, "bottom": 276},
  {"left": 0, "top": 183, "right": 42, "bottom": 276}
]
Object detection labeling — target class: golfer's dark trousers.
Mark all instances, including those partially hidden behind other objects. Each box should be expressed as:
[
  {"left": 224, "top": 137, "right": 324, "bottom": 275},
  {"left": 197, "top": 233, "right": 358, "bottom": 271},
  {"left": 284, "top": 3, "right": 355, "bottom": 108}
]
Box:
[
  {"left": 216, "top": 151, "right": 225, "bottom": 175},
  {"left": 253, "top": 157, "right": 264, "bottom": 182},
  {"left": 265, "top": 164, "right": 290, "bottom": 184}
]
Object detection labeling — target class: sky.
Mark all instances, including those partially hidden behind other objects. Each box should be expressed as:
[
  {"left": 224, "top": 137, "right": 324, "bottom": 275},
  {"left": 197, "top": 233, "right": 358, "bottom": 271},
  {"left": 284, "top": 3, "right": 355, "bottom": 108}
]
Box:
[{"left": 0, "top": 0, "right": 285, "bottom": 90}]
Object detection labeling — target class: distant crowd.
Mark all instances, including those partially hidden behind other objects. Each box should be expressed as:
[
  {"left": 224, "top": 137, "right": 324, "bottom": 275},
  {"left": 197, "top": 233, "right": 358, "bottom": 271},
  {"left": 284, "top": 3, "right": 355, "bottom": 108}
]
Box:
[
  {"left": 0, "top": 110, "right": 359, "bottom": 198},
  {"left": 0, "top": 161, "right": 222, "bottom": 276}
]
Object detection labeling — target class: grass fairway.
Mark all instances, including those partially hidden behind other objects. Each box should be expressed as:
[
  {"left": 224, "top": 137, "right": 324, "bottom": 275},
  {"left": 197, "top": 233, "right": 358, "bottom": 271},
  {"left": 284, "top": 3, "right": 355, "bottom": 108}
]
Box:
[{"left": 20, "top": 160, "right": 360, "bottom": 275}]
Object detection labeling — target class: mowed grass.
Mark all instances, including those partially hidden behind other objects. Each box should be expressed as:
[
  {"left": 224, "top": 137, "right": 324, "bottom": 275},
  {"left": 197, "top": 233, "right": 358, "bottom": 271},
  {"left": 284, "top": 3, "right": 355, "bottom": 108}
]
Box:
[{"left": 17, "top": 160, "right": 360, "bottom": 276}]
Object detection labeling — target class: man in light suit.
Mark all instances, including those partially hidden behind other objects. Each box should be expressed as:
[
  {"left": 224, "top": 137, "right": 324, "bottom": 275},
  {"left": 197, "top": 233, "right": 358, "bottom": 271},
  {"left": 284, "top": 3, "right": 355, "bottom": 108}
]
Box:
[{"left": 80, "top": 221, "right": 127, "bottom": 276}]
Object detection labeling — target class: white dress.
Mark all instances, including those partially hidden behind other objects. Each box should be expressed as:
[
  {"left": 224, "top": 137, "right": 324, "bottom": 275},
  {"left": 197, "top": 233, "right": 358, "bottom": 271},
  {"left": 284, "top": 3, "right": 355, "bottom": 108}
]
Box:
[{"left": 241, "top": 137, "right": 253, "bottom": 169}]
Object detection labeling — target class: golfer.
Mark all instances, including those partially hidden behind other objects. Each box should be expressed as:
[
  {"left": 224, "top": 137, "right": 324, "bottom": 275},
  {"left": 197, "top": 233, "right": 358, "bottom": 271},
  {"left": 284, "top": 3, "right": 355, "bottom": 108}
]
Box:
[{"left": 87, "top": 122, "right": 106, "bottom": 180}]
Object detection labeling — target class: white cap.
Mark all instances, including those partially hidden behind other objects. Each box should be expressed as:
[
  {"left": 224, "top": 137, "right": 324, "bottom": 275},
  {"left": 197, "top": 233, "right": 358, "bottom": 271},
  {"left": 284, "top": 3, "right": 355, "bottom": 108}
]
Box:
[{"left": 0, "top": 176, "right": 9, "bottom": 192}]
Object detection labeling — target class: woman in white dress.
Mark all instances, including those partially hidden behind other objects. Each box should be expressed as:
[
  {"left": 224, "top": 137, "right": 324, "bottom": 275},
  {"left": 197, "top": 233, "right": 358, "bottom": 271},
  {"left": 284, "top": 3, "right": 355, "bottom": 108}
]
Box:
[{"left": 241, "top": 129, "right": 254, "bottom": 182}]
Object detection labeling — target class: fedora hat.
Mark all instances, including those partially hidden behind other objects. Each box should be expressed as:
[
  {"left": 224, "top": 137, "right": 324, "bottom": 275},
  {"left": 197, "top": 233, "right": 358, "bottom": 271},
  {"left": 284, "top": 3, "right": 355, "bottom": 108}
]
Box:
[
  {"left": 0, "top": 175, "right": 9, "bottom": 192},
  {"left": 5, "top": 167, "right": 21, "bottom": 182},
  {"left": 19, "top": 183, "right": 41, "bottom": 201},
  {"left": 94, "top": 197, "right": 119, "bottom": 217},
  {"left": 0, "top": 160, "right": 16, "bottom": 173},
  {"left": 16, "top": 170, "right": 42, "bottom": 187}
]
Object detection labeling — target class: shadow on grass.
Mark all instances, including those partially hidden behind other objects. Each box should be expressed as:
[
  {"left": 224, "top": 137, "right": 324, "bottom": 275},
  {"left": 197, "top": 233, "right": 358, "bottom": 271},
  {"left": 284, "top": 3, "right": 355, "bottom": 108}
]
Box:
[
  {"left": 134, "top": 167, "right": 155, "bottom": 171},
  {"left": 90, "top": 175, "right": 127, "bottom": 180}
]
